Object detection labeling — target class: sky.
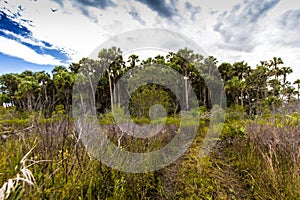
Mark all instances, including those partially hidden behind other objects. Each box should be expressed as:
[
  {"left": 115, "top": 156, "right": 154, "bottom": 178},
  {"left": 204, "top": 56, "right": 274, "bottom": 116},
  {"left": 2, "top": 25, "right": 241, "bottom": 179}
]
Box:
[{"left": 0, "top": 0, "right": 299, "bottom": 83}]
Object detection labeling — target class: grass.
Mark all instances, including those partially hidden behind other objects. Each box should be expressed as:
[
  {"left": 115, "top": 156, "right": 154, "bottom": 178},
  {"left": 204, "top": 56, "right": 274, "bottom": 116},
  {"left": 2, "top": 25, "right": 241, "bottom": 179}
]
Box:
[
  {"left": 0, "top": 144, "right": 37, "bottom": 200},
  {"left": 0, "top": 107, "right": 299, "bottom": 199}
]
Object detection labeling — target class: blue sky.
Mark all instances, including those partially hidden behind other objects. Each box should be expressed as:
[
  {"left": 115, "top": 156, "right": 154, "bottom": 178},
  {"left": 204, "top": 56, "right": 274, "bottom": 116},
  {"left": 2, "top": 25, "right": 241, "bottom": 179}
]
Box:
[{"left": 0, "top": 0, "right": 299, "bottom": 82}]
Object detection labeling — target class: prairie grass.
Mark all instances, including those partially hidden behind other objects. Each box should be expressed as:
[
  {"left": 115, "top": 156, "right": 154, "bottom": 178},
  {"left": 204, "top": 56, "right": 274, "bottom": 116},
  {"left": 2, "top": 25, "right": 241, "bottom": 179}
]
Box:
[{"left": 0, "top": 108, "right": 299, "bottom": 199}]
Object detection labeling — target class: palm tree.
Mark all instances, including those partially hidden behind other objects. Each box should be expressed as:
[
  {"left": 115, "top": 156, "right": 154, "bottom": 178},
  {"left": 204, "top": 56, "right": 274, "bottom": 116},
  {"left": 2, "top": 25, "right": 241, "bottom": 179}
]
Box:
[
  {"left": 0, "top": 74, "right": 19, "bottom": 103},
  {"left": 127, "top": 54, "right": 140, "bottom": 69},
  {"left": 218, "top": 62, "right": 233, "bottom": 83},
  {"left": 69, "top": 58, "right": 88, "bottom": 73},
  {"left": 268, "top": 57, "right": 283, "bottom": 80},
  {"left": 172, "top": 48, "right": 197, "bottom": 110},
  {"left": 53, "top": 67, "right": 75, "bottom": 113},
  {"left": 14, "top": 75, "right": 39, "bottom": 112},
  {"left": 232, "top": 61, "right": 250, "bottom": 81},
  {"left": 98, "top": 47, "right": 123, "bottom": 110},
  {"left": 225, "top": 76, "right": 245, "bottom": 106},
  {"left": 249, "top": 64, "right": 269, "bottom": 115},
  {"left": 268, "top": 79, "right": 281, "bottom": 98},
  {"left": 52, "top": 66, "right": 68, "bottom": 74},
  {"left": 203, "top": 56, "right": 218, "bottom": 76},
  {"left": 266, "top": 95, "right": 281, "bottom": 112},
  {"left": 141, "top": 57, "right": 153, "bottom": 66},
  {"left": 34, "top": 71, "right": 51, "bottom": 109},
  {"left": 294, "top": 79, "right": 300, "bottom": 101},
  {"left": 153, "top": 55, "right": 166, "bottom": 65},
  {"left": 284, "top": 86, "right": 297, "bottom": 104},
  {"left": 280, "top": 66, "right": 293, "bottom": 86}
]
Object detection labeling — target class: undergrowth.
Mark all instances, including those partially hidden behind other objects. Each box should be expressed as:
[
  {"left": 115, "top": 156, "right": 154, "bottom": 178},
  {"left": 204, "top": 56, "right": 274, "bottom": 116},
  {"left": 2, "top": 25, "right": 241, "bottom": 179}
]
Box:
[{"left": 0, "top": 107, "right": 299, "bottom": 199}]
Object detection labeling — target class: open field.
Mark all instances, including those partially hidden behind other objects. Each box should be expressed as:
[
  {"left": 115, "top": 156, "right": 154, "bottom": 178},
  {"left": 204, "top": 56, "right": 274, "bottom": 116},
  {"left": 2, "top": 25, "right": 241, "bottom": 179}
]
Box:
[{"left": 0, "top": 106, "right": 299, "bottom": 199}]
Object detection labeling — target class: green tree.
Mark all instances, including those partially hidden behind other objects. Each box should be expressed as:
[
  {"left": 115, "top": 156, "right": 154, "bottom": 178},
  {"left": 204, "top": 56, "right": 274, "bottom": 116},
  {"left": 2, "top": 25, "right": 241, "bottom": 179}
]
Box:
[
  {"left": 268, "top": 57, "right": 283, "bottom": 80},
  {"left": 218, "top": 62, "right": 233, "bottom": 83},
  {"left": 246, "top": 64, "right": 269, "bottom": 115},
  {"left": 52, "top": 66, "right": 75, "bottom": 113},
  {"left": 129, "top": 84, "right": 171, "bottom": 118},
  {"left": 0, "top": 73, "right": 18, "bottom": 103},
  {"left": 98, "top": 47, "right": 124, "bottom": 111},
  {"left": 34, "top": 71, "right": 51, "bottom": 110},
  {"left": 232, "top": 61, "right": 250, "bottom": 81},
  {"left": 282, "top": 86, "right": 297, "bottom": 104},
  {"left": 14, "top": 74, "right": 40, "bottom": 112},
  {"left": 294, "top": 79, "right": 300, "bottom": 101},
  {"left": 225, "top": 76, "right": 245, "bottom": 106},
  {"left": 127, "top": 54, "right": 140, "bottom": 69},
  {"left": 268, "top": 79, "right": 281, "bottom": 98},
  {"left": 280, "top": 66, "right": 293, "bottom": 87}
]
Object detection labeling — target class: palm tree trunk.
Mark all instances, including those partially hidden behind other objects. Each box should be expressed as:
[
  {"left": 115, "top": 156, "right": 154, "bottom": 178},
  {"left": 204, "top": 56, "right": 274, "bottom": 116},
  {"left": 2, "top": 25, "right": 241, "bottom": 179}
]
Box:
[
  {"left": 240, "top": 91, "right": 243, "bottom": 106},
  {"left": 117, "top": 82, "right": 121, "bottom": 106},
  {"left": 108, "top": 71, "right": 113, "bottom": 110},
  {"left": 113, "top": 83, "right": 117, "bottom": 105},
  {"left": 184, "top": 76, "right": 189, "bottom": 110},
  {"left": 298, "top": 84, "right": 300, "bottom": 102}
]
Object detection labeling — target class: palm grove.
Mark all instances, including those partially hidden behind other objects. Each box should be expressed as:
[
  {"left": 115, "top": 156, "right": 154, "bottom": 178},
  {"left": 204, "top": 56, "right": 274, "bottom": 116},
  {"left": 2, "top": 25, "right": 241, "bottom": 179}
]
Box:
[
  {"left": 0, "top": 47, "right": 299, "bottom": 116},
  {"left": 1, "top": 47, "right": 300, "bottom": 199}
]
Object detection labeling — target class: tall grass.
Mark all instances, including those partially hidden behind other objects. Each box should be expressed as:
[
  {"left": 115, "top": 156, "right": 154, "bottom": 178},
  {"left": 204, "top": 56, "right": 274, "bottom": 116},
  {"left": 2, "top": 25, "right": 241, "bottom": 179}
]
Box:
[
  {"left": 221, "top": 113, "right": 300, "bottom": 199},
  {"left": 0, "top": 145, "right": 37, "bottom": 200},
  {"left": 0, "top": 107, "right": 299, "bottom": 199}
]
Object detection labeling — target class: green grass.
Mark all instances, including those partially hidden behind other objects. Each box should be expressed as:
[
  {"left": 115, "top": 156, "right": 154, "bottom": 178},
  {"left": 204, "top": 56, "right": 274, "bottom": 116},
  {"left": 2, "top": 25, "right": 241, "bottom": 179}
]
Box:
[{"left": 0, "top": 108, "right": 299, "bottom": 199}]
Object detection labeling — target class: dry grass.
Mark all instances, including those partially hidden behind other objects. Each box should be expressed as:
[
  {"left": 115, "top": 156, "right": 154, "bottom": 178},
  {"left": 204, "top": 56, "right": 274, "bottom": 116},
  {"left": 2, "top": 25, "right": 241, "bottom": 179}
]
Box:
[
  {"left": 1, "top": 108, "right": 300, "bottom": 199},
  {"left": 0, "top": 146, "right": 37, "bottom": 200},
  {"left": 247, "top": 123, "right": 300, "bottom": 195}
]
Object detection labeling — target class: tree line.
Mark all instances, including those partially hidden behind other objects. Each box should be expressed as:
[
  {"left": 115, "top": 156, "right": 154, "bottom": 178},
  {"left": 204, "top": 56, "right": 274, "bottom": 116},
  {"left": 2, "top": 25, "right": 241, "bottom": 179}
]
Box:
[{"left": 0, "top": 47, "right": 299, "bottom": 117}]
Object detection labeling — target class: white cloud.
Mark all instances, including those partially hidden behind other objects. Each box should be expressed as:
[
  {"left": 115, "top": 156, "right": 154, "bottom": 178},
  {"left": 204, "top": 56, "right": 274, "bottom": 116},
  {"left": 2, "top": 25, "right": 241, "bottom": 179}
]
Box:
[
  {"left": 1, "top": 29, "right": 58, "bottom": 50},
  {"left": 4, "top": 0, "right": 156, "bottom": 62},
  {"left": 0, "top": 36, "right": 63, "bottom": 65},
  {"left": 0, "top": 0, "right": 299, "bottom": 83}
]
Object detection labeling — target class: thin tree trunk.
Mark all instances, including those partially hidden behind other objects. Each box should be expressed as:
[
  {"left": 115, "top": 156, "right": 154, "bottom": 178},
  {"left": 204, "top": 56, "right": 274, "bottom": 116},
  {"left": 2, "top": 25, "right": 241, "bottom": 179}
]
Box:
[
  {"left": 118, "top": 82, "right": 120, "bottom": 105},
  {"left": 108, "top": 71, "right": 114, "bottom": 110},
  {"left": 240, "top": 90, "right": 244, "bottom": 106},
  {"left": 113, "top": 83, "right": 117, "bottom": 105},
  {"left": 184, "top": 77, "right": 189, "bottom": 110}
]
